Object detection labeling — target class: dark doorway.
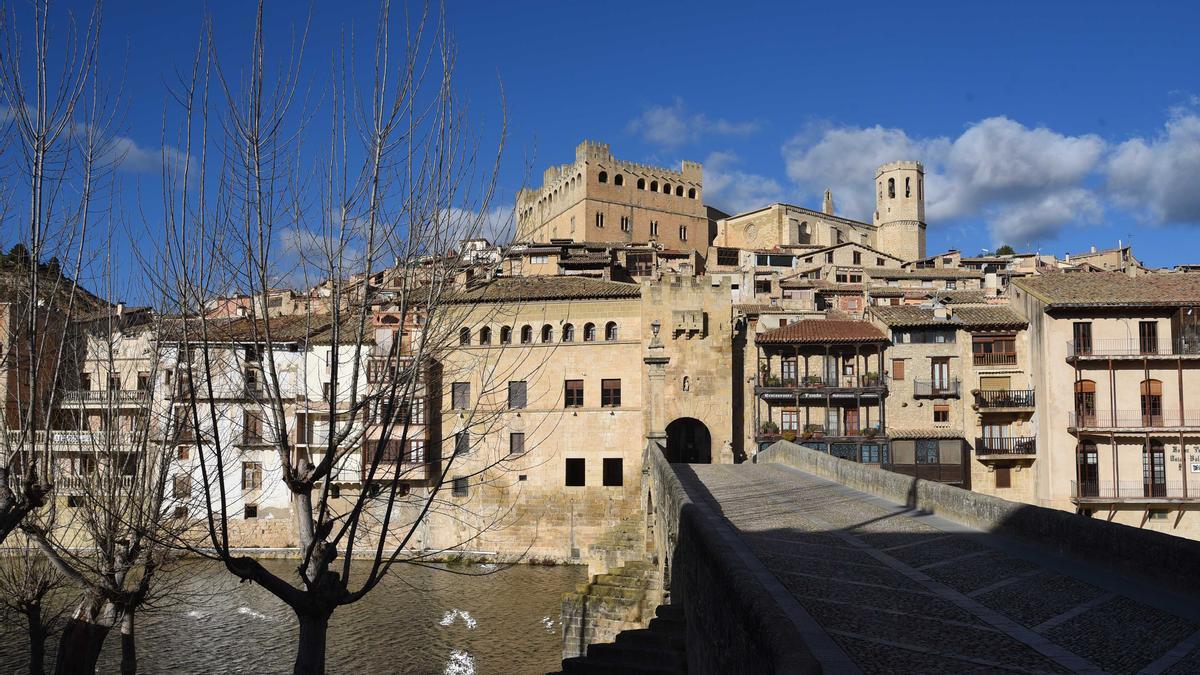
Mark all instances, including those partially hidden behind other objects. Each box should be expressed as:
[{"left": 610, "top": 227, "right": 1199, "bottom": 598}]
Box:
[{"left": 665, "top": 418, "right": 712, "bottom": 463}]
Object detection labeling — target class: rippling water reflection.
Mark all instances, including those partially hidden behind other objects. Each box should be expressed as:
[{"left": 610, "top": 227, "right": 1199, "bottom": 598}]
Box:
[{"left": 0, "top": 559, "right": 583, "bottom": 674}]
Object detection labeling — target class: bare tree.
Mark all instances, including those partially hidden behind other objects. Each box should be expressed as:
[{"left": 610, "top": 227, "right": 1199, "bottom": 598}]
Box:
[
  {"left": 148, "top": 2, "right": 557, "bottom": 673},
  {"left": 0, "top": 539, "right": 71, "bottom": 675},
  {"left": 0, "top": 0, "right": 109, "bottom": 543}
]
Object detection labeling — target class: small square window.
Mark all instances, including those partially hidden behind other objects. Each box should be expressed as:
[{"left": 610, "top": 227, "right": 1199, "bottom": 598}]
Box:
[
  {"left": 67, "top": 495, "right": 83, "bottom": 508},
  {"left": 244, "top": 504, "right": 258, "bottom": 519},
  {"left": 602, "top": 458, "right": 623, "bottom": 487},
  {"left": 564, "top": 380, "right": 584, "bottom": 408},
  {"left": 452, "top": 477, "right": 469, "bottom": 497},
  {"left": 509, "top": 432, "right": 525, "bottom": 455},
  {"left": 933, "top": 405, "right": 950, "bottom": 424},
  {"left": 565, "top": 458, "right": 586, "bottom": 487},
  {"left": 601, "top": 379, "right": 621, "bottom": 408},
  {"left": 994, "top": 467, "right": 1011, "bottom": 489},
  {"left": 177, "top": 445, "right": 190, "bottom": 460},
  {"left": 452, "top": 382, "right": 470, "bottom": 410},
  {"left": 173, "top": 506, "right": 188, "bottom": 519},
  {"left": 455, "top": 431, "right": 470, "bottom": 456}
]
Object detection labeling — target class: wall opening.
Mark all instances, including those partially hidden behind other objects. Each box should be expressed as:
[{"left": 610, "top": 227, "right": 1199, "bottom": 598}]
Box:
[{"left": 664, "top": 417, "right": 712, "bottom": 463}]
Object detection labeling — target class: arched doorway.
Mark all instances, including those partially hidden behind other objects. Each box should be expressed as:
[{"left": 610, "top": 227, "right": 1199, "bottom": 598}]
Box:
[{"left": 664, "top": 418, "right": 711, "bottom": 463}]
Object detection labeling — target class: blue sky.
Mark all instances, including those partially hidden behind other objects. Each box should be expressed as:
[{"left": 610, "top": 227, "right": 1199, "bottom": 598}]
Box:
[{"left": 24, "top": 0, "right": 1200, "bottom": 284}]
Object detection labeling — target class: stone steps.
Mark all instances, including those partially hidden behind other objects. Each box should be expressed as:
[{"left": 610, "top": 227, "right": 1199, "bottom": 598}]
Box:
[
  {"left": 552, "top": 604, "right": 688, "bottom": 674},
  {"left": 559, "top": 560, "right": 667, "bottom": 661}
]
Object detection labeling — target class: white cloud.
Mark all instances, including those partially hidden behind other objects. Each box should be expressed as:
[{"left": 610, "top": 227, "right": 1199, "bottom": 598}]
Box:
[
  {"left": 781, "top": 116, "right": 1106, "bottom": 244},
  {"left": 1105, "top": 110, "right": 1200, "bottom": 225},
  {"left": 629, "top": 99, "right": 760, "bottom": 147},
  {"left": 703, "top": 151, "right": 785, "bottom": 214}
]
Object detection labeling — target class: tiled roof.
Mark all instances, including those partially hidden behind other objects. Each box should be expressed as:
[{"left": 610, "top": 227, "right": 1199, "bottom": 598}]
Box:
[
  {"left": 757, "top": 319, "right": 887, "bottom": 344},
  {"left": 930, "top": 290, "right": 990, "bottom": 305},
  {"left": 866, "top": 286, "right": 906, "bottom": 297},
  {"left": 863, "top": 267, "right": 984, "bottom": 280},
  {"left": 1014, "top": 272, "right": 1200, "bottom": 308},
  {"left": 734, "top": 303, "right": 792, "bottom": 314},
  {"left": 889, "top": 428, "right": 964, "bottom": 440},
  {"left": 165, "top": 314, "right": 337, "bottom": 344},
  {"left": 445, "top": 276, "right": 640, "bottom": 304},
  {"left": 870, "top": 305, "right": 1026, "bottom": 329}
]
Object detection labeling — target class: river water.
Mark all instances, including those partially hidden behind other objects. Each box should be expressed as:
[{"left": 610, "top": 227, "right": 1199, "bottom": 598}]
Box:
[{"left": 0, "top": 558, "right": 584, "bottom": 674}]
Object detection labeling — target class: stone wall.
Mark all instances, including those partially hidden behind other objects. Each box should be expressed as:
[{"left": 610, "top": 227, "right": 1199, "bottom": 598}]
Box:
[
  {"left": 645, "top": 441, "right": 821, "bottom": 674},
  {"left": 758, "top": 439, "right": 1200, "bottom": 595}
]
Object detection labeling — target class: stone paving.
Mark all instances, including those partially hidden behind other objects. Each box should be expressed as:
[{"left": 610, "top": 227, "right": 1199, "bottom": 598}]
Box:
[{"left": 677, "top": 463, "right": 1200, "bottom": 675}]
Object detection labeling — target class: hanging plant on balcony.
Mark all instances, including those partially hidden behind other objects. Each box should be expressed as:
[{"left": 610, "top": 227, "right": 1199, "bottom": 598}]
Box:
[
  {"left": 804, "top": 423, "right": 824, "bottom": 438},
  {"left": 759, "top": 420, "right": 779, "bottom": 435},
  {"left": 782, "top": 430, "right": 797, "bottom": 442}
]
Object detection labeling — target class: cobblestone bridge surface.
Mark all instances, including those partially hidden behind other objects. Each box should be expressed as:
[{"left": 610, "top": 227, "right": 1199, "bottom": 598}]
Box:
[{"left": 676, "top": 463, "right": 1200, "bottom": 675}]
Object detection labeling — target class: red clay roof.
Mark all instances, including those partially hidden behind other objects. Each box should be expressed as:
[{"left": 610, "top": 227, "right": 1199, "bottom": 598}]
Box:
[{"left": 757, "top": 319, "right": 887, "bottom": 344}]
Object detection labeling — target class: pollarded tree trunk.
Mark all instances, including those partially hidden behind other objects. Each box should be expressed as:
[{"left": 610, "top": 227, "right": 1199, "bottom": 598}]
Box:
[
  {"left": 54, "top": 596, "right": 119, "bottom": 675},
  {"left": 293, "top": 608, "right": 333, "bottom": 675},
  {"left": 120, "top": 605, "right": 137, "bottom": 675},
  {"left": 26, "top": 604, "right": 46, "bottom": 675}
]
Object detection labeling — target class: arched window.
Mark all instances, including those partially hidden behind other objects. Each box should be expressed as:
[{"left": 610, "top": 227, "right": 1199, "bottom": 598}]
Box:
[
  {"left": 663, "top": 183, "right": 672, "bottom": 194},
  {"left": 637, "top": 178, "right": 646, "bottom": 190},
  {"left": 605, "top": 321, "right": 618, "bottom": 341},
  {"left": 614, "top": 174, "right": 624, "bottom": 186},
  {"left": 479, "top": 327, "right": 492, "bottom": 345},
  {"left": 675, "top": 185, "right": 683, "bottom": 196},
  {"left": 682, "top": 376, "right": 690, "bottom": 392},
  {"left": 541, "top": 325, "right": 553, "bottom": 343},
  {"left": 500, "top": 326, "right": 512, "bottom": 344},
  {"left": 598, "top": 171, "right": 608, "bottom": 183},
  {"left": 887, "top": 178, "right": 895, "bottom": 199},
  {"left": 1074, "top": 380, "right": 1096, "bottom": 425},
  {"left": 688, "top": 188, "right": 696, "bottom": 199},
  {"left": 1141, "top": 379, "right": 1163, "bottom": 426},
  {"left": 562, "top": 323, "right": 575, "bottom": 342},
  {"left": 520, "top": 325, "right": 533, "bottom": 344},
  {"left": 650, "top": 180, "right": 658, "bottom": 192},
  {"left": 459, "top": 327, "right": 470, "bottom": 346},
  {"left": 583, "top": 323, "right": 596, "bottom": 341},
  {"left": 905, "top": 177, "right": 911, "bottom": 198}
]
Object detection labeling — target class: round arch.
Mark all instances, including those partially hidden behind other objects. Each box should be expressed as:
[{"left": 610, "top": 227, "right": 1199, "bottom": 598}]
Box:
[{"left": 664, "top": 417, "right": 712, "bottom": 463}]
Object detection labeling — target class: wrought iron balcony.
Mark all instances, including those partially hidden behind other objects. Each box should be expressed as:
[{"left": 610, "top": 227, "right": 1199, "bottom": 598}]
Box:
[
  {"left": 975, "top": 436, "right": 1036, "bottom": 456},
  {"left": 1072, "top": 480, "right": 1200, "bottom": 502},
  {"left": 1067, "top": 338, "right": 1200, "bottom": 359},
  {"left": 1068, "top": 410, "right": 1200, "bottom": 430},
  {"left": 975, "top": 389, "right": 1034, "bottom": 409},
  {"left": 913, "top": 379, "right": 960, "bottom": 398}
]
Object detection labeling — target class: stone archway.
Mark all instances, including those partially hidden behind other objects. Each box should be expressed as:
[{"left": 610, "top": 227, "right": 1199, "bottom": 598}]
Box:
[{"left": 664, "top": 417, "right": 712, "bottom": 463}]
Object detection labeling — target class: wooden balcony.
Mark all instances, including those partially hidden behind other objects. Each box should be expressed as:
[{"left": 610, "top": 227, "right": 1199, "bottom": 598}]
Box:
[
  {"left": 975, "top": 436, "right": 1036, "bottom": 460},
  {"left": 975, "top": 389, "right": 1035, "bottom": 410},
  {"left": 972, "top": 352, "right": 1017, "bottom": 367},
  {"left": 1072, "top": 480, "right": 1200, "bottom": 503}
]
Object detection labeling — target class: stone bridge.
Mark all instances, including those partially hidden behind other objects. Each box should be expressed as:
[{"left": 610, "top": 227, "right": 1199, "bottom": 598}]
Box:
[{"left": 558, "top": 440, "right": 1200, "bottom": 674}]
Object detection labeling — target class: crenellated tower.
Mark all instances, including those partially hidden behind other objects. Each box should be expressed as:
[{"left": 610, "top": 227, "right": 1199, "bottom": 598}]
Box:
[{"left": 873, "top": 161, "right": 926, "bottom": 262}]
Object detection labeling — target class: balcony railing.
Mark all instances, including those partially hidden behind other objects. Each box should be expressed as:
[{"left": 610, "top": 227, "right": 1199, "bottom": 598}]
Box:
[
  {"left": 975, "top": 436, "right": 1036, "bottom": 455},
  {"left": 756, "top": 374, "right": 886, "bottom": 390},
  {"left": 913, "top": 379, "right": 960, "bottom": 398},
  {"left": 60, "top": 389, "right": 150, "bottom": 405},
  {"left": 1068, "top": 410, "right": 1200, "bottom": 429},
  {"left": 56, "top": 474, "right": 136, "bottom": 494},
  {"left": 976, "top": 389, "right": 1035, "bottom": 408},
  {"left": 1072, "top": 480, "right": 1199, "bottom": 501},
  {"left": 1067, "top": 337, "right": 1200, "bottom": 358},
  {"left": 973, "top": 352, "right": 1017, "bottom": 366}
]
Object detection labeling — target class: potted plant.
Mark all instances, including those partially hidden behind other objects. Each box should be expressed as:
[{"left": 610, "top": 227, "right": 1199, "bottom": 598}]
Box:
[
  {"left": 782, "top": 429, "right": 797, "bottom": 442},
  {"left": 863, "top": 371, "right": 881, "bottom": 385},
  {"left": 759, "top": 421, "right": 779, "bottom": 436},
  {"left": 805, "top": 423, "right": 824, "bottom": 438},
  {"left": 863, "top": 427, "right": 878, "bottom": 438},
  {"left": 803, "top": 375, "right": 822, "bottom": 387}
]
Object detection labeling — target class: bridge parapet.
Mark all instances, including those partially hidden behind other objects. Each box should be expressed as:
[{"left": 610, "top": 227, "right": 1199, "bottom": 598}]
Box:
[{"left": 644, "top": 440, "right": 821, "bottom": 674}]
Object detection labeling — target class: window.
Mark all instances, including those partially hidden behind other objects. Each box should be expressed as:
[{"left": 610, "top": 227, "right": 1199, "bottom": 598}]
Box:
[
  {"left": 675, "top": 185, "right": 684, "bottom": 196},
  {"left": 451, "top": 382, "right": 470, "bottom": 410},
  {"left": 173, "top": 506, "right": 188, "bottom": 519},
  {"left": 891, "top": 359, "right": 905, "bottom": 380},
  {"left": 595, "top": 213, "right": 604, "bottom": 228},
  {"left": 780, "top": 410, "right": 799, "bottom": 432},
  {"left": 717, "top": 248, "right": 739, "bottom": 266},
  {"left": 825, "top": 252, "right": 834, "bottom": 263},
  {"left": 973, "top": 335, "right": 1016, "bottom": 365},
  {"left": 605, "top": 322, "right": 618, "bottom": 341},
  {"left": 603, "top": 458, "right": 623, "bottom": 486},
  {"left": 455, "top": 431, "right": 470, "bottom": 456},
  {"left": 853, "top": 251, "right": 862, "bottom": 265},
  {"left": 887, "top": 178, "right": 895, "bottom": 198},
  {"left": 650, "top": 221, "right": 659, "bottom": 237},
  {"left": 520, "top": 325, "right": 533, "bottom": 344},
  {"left": 663, "top": 183, "right": 672, "bottom": 194},
  {"left": 173, "top": 474, "right": 191, "bottom": 499},
  {"left": 1074, "top": 380, "right": 1096, "bottom": 425},
  {"left": 565, "top": 458, "right": 586, "bottom": 486},
  {"left": 479, "top": 327, "right": 491, "bottom": 345},
  {"left": 529, "top": 255, "right": 549, "bottom": 264},
  {"left": 241, "top": 462, "right": 263, "bottom": 491},
  {"left": 1144, "top": 440, "right": 1166, "bottom": 497},
  {"left": 688, "top": 188, "right": 696, "bottom": 199},
  {"left": 598, "top": 171, "right": 608, "bottom": 183},
  {"left": 905, "top": 177, "right": 911, "bottom": 198},
  {"left": 242, "top": 411, "right": 263, "bottom": 444},
  {"left": 861, "top": 444, "right": 887, "bottom": 463},
  {"left": 509, "top": 432, "right": 525, "bottom": 455},
  {"left": 1073, "top": 322, "right": 1092, "bottom": 355},
  {"left": 754, "top": 280, "right": 771, "bottom": 295},
  {"left": 562, "top": 323, "right": 575, "bottom": 342},
  {"left": 245, "top": 504, "right": 258, "bottom": 519},
  {"left": 508, "top": 381, "right": 527, "bottom": 409},
  {"left": 137, "top": 372, "right": 151, "bottom": 391},
  {"left": 876, "top": 257, "right": 884, "bottom": 266},
  {"left": 583, "top": 323, "right": 596, "bottom": 341},
  {"left": 500, "top": 326, "right": 512, "bottom": 344},
  {"left": 408, "top": 398, "right": 425, "bottom": 425},
  {"left": 650, "top": 181, "right": 658, "bottom": 191},
  {"left": 614, "top": 174, "right": 624, "bottom": 186},
  {"left": 994, "top": 466, "right": 1011, "bottom": 488},
  {"left": 1139, "top": 321, "right": 1159, "bottom": 354},
  {"left": 601, "top": 379, "right": 621, "bottom": 407},
  {"left": 1141, "top": 379, "right": 1163, "bottom": 426},
  {"left": 637, "top": 178, "right": 646, "bottom": 190},
  {"left": 459, "top": 327, "right": 470, "bottom": 346},
  {"left": 620, "top": 216, "right": 631, "bottom": 232},
  {"left": 930, "top": 357, "right": 950, "bottom": 390},
  {"left": 541, "top": 324, "right": 553, "bottom": 343},
  {"left": 679, "top": 225, "right": 687, "bottom": 241},
  {"left": 933, "top": 404, "right": 950, "bottom": 424},
  {"left": 565, "top": 379, "right": 584, "bottom": 408},
  {"left": 406, "top": 440, "right": 426, "bottom": 463},
  {"left": 177, "top": 445, "right": 190, "bottom": 460},
  {"left": 452, "top": 477, "right": 469, "bottom": 497},
  {"left": 915, "top": 440, "right": 939, "bottom": 464}
]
